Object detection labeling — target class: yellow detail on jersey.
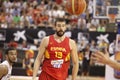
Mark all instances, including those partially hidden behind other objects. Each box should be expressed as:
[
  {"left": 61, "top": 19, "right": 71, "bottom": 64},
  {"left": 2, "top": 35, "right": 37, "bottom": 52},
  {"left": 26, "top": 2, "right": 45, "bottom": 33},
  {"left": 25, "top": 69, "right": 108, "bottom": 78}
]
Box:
[
  {"left": 55, "top": 52, "right": 62, "bottom": 58},
  {"left": 65, "top": 53, "right": 70, "bottom": 61},
  {"left": 45, "top": 50, "right": 50, "bottom": 59}
]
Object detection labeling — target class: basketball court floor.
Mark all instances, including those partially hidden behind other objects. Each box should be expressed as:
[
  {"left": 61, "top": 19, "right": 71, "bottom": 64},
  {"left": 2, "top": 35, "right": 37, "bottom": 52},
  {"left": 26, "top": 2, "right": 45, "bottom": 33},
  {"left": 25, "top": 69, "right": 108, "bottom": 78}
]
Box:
[{"left": 10, "top": 76, "right": 104, "bottom": 80}]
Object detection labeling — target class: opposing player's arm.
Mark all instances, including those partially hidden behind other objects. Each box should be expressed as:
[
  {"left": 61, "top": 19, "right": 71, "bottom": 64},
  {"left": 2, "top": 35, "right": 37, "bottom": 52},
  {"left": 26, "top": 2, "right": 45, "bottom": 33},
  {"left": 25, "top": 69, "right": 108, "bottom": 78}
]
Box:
[
  {"left": 70, "top": 39, "right": 79, "bottom": 80},
  {"left": 0, "top": 65, "right": 8, "bottom": 78},
  {"left": 32, "top": 37, "right": 49, "bottom": 80},
  {"left": 92, "top": 50, "right": 120, "bottom": 71}
]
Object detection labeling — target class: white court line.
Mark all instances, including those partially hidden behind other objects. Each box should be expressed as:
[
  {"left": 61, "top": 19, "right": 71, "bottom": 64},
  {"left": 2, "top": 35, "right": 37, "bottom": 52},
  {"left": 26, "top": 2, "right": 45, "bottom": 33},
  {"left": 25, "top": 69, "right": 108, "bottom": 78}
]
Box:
[
  {"left": 10, "top": 76, "right": 104, "bottom": 80},
  {"left": 10, "top": 76, "right": 38, "bottom": 80}
]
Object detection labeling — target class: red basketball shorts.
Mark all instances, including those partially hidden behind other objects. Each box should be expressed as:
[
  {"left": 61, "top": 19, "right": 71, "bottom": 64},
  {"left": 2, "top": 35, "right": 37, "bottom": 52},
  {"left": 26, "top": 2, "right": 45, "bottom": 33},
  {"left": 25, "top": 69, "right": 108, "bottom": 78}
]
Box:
[{"left": 38, "top": 71, "right": 56, "bottom": 80}]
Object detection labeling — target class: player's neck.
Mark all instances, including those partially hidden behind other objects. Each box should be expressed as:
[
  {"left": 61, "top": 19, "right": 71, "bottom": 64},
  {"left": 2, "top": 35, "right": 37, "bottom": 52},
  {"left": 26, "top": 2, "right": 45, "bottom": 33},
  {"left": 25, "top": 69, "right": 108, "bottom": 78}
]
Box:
[
  {"left": 54, "top": 34, "right": 65, "bottom": 42},
  {"left": 7, "top": 60, "right": 13, "bottom": 66}
]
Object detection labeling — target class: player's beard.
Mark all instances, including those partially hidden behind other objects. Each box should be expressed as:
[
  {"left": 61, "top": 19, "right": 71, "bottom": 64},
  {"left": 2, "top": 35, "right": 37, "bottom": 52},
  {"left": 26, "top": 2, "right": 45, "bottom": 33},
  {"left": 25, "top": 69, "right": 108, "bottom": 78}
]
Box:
[{"left": 56, "top": 30, "right": 65, "bottom": 37}]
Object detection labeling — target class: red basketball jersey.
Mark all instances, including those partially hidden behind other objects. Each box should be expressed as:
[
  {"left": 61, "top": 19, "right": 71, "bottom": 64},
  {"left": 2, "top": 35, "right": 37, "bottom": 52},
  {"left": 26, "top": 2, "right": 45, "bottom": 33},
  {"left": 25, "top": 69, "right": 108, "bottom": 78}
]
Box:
[{"left": 42, "top": 35, "right": 71, "bottom": 80}]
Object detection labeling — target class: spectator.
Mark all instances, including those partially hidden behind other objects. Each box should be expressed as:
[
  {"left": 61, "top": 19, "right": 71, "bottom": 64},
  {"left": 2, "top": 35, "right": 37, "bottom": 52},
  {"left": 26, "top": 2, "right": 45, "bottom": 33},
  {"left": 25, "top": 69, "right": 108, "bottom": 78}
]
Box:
[
  {"left": 5, "top": 13, "right": 13, "bottom": 28},
  {"left": 81, "top": 45, "right": 92, "bottom": 76},
  {"left": 26, "top": 13, "right": 35, "bottom": 28},
  {"left": 97, "top": 19, "right": 107, "bottom": 32},
  {"left": 0, "top": 12, "right": 6, "bottom": 23},
  {"left": 8, "top": 40, "right": 18, "bottom": 48},
  {"left": 13, "top": 14, "right": 20, "bottom": 28},
  {"left": 87, "top": 0, "right": 93, "bottom": 20},
  {"left": 20, "top": 12, "right": 29, "bottom": 28},
  {"left": 91, "top": 18, "right": 100, "bottom": 28},
  {"left": 77, "top": 17, "right": 87, "bottom": 30},
  {"left": 90, "top": 40, "right": 97, "bottom": 52},
  {"left": 109, "top": 40, "right": 116, "bottom": 56},
  {"left": 22, "top": 50, "right": 34, "bottom": 76},
  {"left": 97, "top": 26, "right": 106, "bottom": 32},
  {"left": 12, "top": 7, "right": 21, "bottom": 16}
]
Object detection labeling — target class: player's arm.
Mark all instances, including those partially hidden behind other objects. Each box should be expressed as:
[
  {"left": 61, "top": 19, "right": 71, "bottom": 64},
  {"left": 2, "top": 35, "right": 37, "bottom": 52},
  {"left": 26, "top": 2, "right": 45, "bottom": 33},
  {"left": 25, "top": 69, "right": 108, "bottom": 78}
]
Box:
[
  {"left": 107, "top": 58, "right": 120, "bottom": 71},
  {"left": 0, "top": 65, "right": 8, "bottom": 78},
  {"left": 92, "top": 50, "right": 120, "bottom": 71},
  {"left": 70, "top": 39, "right": 79, "bottom": 80},
  {"left": 32, "top": 37, "right": 48, "bottom": 80}
]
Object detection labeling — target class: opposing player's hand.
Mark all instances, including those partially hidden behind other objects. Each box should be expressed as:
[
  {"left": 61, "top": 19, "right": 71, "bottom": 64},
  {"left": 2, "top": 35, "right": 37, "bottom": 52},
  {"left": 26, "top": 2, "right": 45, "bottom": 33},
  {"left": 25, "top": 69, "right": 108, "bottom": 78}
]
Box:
[{"left": 91, "top": 48, "right": 110, "bottom": 64}]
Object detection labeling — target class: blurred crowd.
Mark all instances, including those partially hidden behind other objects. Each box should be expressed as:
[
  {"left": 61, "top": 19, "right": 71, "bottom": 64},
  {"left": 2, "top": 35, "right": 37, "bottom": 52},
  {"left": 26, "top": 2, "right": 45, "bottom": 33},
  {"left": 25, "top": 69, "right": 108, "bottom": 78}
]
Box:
[
  {"left": 0, "top": 0, "right": 118, "bottom": 65},
  {"left": 0, "top": 0, "right": 119, "bottom": 32}
]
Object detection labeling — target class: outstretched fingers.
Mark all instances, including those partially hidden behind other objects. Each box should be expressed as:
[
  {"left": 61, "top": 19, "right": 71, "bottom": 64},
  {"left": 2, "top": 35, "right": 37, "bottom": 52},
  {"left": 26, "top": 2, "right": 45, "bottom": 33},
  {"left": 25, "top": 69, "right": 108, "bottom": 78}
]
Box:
[{"left": 91, "top": 51, "right": 105, "bottom": 63}]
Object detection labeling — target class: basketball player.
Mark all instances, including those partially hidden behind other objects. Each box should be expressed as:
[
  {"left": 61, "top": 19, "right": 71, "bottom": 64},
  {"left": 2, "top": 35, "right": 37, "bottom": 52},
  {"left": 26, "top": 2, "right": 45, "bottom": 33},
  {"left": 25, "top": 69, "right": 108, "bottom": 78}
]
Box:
[
  {"left": 91, "top": 48, "right": 120, "bottom": 71},
  {"left": 0, "top": 47, "right": 17, "bottom": 80},
  {"left": 32, "top": 18, "right": 79, "bottom": 80}
]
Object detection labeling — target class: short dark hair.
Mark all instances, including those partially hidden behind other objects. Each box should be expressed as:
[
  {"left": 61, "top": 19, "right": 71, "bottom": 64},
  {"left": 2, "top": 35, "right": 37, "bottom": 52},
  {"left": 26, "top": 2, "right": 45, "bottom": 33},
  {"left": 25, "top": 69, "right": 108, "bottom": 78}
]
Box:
[
  {"left": 55, "top": 18, "right": 66, "bottom": 26},
  {"left": 5, "top": 47, "right": 16, "bottom": 55}
]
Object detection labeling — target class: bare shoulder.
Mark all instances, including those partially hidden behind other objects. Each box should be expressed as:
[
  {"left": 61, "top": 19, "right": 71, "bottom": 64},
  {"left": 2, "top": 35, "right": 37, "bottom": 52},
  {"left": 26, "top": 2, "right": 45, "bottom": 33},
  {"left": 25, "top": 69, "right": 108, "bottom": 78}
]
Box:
[
  {"left": 0, "top": 64, "right": 8, "bottom": 76},
  {"left": 40, "top": 36, "right": 49, "bottom": 47},
  {"left": 69, "top": 39, "right": 76, "bottom": 49},
  {"left": 42, "top": 36, "right": 49, "bottom": 41},
  {"left": 69, "top": 39, "right": 76, "bottom": 45}
]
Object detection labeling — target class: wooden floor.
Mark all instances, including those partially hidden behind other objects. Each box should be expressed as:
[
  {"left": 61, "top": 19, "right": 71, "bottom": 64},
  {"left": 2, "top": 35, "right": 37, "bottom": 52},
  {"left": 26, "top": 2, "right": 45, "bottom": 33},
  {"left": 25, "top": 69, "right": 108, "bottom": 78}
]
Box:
[
  {"left": 67, "top": 76, "right": 104, "bottom": 80},
  {"left": 10, "top": 76, "right": 105, "bottom": 80}
]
